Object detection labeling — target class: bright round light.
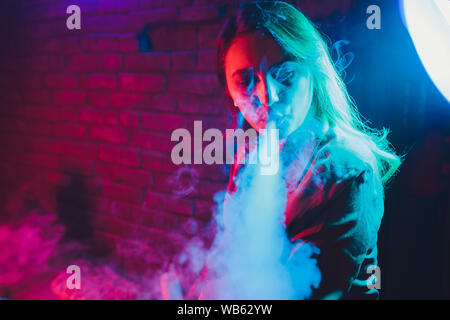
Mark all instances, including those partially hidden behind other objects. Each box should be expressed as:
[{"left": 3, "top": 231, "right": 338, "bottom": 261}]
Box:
[{"left": 401, "top": 0, "right": 450, "bottom": 102}]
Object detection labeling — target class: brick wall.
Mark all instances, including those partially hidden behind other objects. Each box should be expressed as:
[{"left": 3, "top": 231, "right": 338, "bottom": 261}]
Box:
[
  {"left": 0, "top": 0, "right": 352, "bottom": 274},
  {"left": 0, "top": 0, "right": 241, "bottom": 273}
]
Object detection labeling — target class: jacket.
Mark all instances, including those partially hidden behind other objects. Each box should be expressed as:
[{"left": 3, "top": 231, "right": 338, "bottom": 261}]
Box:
[{"left": 188, "top": 121, "right": 384, "bottom": 299}]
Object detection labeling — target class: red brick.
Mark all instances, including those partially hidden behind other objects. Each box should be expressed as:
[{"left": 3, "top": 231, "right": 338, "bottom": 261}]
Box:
[
  {"left": 79, "top": 108, "right": 118, "bottom": 125},
  {"left": 119, "top": 111, "right": 140, "bottom": 127},
  {"left": 186, "top": 116, "right": 228, "bottom": 132},
  {"left": 48, "top": 56, "right": 65, "bottom": 72},
  {"left": 169, "top": 74, "right": 221, "bottom": 95},
  {"left": 98, "top": 145, "right": 140, "bottom": 168},
  {"left": 1, "top": 90, "right": 22, "bottom": 104},
  {"left": 57, "top": 141, "right": 97, "bottom": 160},
  {"left": 113, "top": 234, "right": 169, "bottom": 271},
  {"left": 0, "top": 148, "right": 18, "bottom": 164},
  {"left": 14, "top": 136, "right": 53, "bottom": 154},
  {"left": 118, "top": 35, "right": 140, "bottom": 53},
  {"left": 198, "top": 23, "right": 222, "bottom": 49},
  {"left": 81, "top": 35, "right": 118, "bottom": 52},
  {"left": 103, "top": 54, "right": 122, "bottom": 72},
  {"left": 171, "top": 51, "right": 197, "bottom": 71},
  {"left": 1, "top": 111, "right": 20, "bottom": 124},
  {"left": 3, "top": 164, "right": 42, "bottom": 188},
  {"left": 0, "top": 106, "right": 15, "bottom": 117},
  {"left": 91, "top": 219, "right": 117, "bottom": 240},
  {"left": 98, "top": 0, "right": 139, "bottom": 12},
  {"left": 54, "top": 90, "right": 86, "bottom": 106},
  {"left": 124, "top": 53, "right": 170, "bottom": 72},
  {"left": 91, "top": 197, "right": 132, "bottom": 218},
  {"left": 27, "top": 20, "right": 66, "bottom": 39},
  {"left": 19, "top": 73, "right": 42, "bottom": 89},
  {"left": 81, "top": 37, "right": 98, "bottom": 52},
  {"left": 119, "top": 73, "right": 165, "bottom": 92},
  {"left": 90, "top": 126, "right": 129, "bottom": 144},
  {"left": 179, "top": 216, "right": 201, "bottom": 237},
  {"left": 44, "top": 73, "right": 78, "bottom": 89},
  {"left": 26, "top": 56, "right": 49, "bottom": 72},
  {"left": 60, "top": 157, "right": 95, "bottom": 177},
  {"left": 153, "top": 172, "right": 226, "bottom": 201},
  {"left": 99, "top": 37, "right": 119, "bottom": 50},
  {"left": 194, "top": 179, "right": 227, "bottom": 201},
  {"left": 18, "top": 120, "right": 53, "bottom": 136},
  {"left": 23, "top": 90, "right": 51, "bottom": 105},
  {"left": 194, "top": 0, "right": 230, "bottom": 6},
  {"left": 139, "top": 0, "right": 164, "bottom": 9},
  {"left": 0, "top": 75, "right": 14, "bottom": 90},
  {"left": 40, "top": 38, "right": 62, "bottom": 53},
  {"left": 194, "top": 199, "right": 214, "bottom": 220},
  {"left": 148, "top": 92, "right": 177, "bottom": 112},
  {"left": 179, "top": 5, "right": 219, "bottom": 22},
  {"left": 127, "top": 8, "right": 178, "bottom": 28},
  {"left": 131, "top": 131, "right": 173, "bottom": 152},
  {"left": 141, "top": 112, "right": 186, "bottom": 132},
  {"left": 0, "top": 133, "right": 25, "bottom": 150},
  {"left": 59, "top": 107, "right": 78, "bottom": 121},
  {"left": 140, "top": 0, "right": 193, "bottom": 9},
  {"left": 151, "top": 171, "right": 190, "bottom": 194},
  {"left": 67, "top": 54, "right": 104, "bottom": 72},
  {"left": 0, "top": 57, "right": 16, "bottom": 72},
  {"left": 130, "top": 207, "right": 179, "bottom": 232},
  {"left": 40, "top": 170, "right": 70, "bottom": 187},
  {"left": 101, "top": 182, "right": 143, "bottom": 204},
  {"left": 110, "top": 92, "right": 152, "bottom": 109},
  {"left": 81, "top": 73, "right": 117, "bottom": 89},
  {"left": 91, "top": 230, "right": 119, "bottom": 254},
  {"left": 17, "top": 106, "right": 60, "bottom": 121},
  {"left": 83, "top": 14, "right": 130, "bottom": 33},
  {"left": 53, "top": 123, "right": 88, "bottom": 139},
  {"left": 177, "top": 93, "right": 228, "bottom": 115},
  {"left": 62, "top": 37, "right": 82, "bottom": 54},
  {"left": 96, "top": 163, "right": 152, "bottom": 188},
  {"left": 195, "top": 163, "right": 228, "bottom": 182},
  {"left": 87, "top": 91, "right": 109, "bottom": 108},
  {"left": 145, "top": 191, "right": 193, "bottom": 216},
  {"left": 197, "top": 50, "right": 216, "bottom": 72},
  {"left": 84, "top": 178, "right": 103, "bottom": 195},
  {"left": 18, "top": 152, "right": 60, "bottom": 170},
  {"left": 148, "top": 25, "right": 197, "bottom": 51},
  {"left": 28, "top": 137, "right": 61, "bottom": 154},
  {"left": 22, "top": 7, "right": 63, "bottom": 22},
  {"left": 142, "top": 152, "right": 177, "bottom": 173}
]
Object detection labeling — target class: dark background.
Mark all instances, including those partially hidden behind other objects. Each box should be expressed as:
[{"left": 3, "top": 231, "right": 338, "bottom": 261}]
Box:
[
  {"left": 0, "top": 0, "right": 448, "bottom": 299},
  {"left": 319, "top": 0, "right": 450, "bottom": 299}
]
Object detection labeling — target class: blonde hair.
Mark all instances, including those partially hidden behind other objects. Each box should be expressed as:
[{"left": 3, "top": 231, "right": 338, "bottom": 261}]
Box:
[{"left": 217, "top": 1, "right": 401, "bottom": 185}]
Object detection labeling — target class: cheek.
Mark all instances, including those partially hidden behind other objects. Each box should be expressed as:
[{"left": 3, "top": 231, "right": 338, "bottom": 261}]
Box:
[
  {"left": 226, "top": 81, "right": 268, "bottom": 130},
  {"left": 228, "top": 86, "right": 243, "bottom": 106},
  {"left": 227, "top": 82, "right": 248, "bottom": 108},
  {"left": 290, "top": 75, "right": 313, "bottom": 120}
]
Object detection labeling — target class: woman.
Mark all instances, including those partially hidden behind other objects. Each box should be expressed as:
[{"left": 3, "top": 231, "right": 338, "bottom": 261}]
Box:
[{"left": 187, "top": 1, "right": 401, "bottom": 300}]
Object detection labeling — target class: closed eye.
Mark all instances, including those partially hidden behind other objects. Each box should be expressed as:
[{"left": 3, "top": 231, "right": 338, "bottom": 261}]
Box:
[
  {"left": 233, "top": 68, "right": 256, "bottom": 90},
  {"left": 269, "top": 61, "right": 297, "bottom": 86}
]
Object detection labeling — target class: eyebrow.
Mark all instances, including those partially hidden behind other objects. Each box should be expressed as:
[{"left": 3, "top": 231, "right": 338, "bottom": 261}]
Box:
[{"left": 231, "top": 59, "right": 292, "bottom": 79}]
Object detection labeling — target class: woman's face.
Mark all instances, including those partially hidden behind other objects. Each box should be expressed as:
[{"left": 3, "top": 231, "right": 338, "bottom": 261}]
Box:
[{"left": 224, "top": 32, "right": 314, "bottom": 137}]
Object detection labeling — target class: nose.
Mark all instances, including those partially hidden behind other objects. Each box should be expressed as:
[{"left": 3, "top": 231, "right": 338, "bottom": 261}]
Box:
[{"left": 254, "top": 73, "right": 279, "bottom": 107}]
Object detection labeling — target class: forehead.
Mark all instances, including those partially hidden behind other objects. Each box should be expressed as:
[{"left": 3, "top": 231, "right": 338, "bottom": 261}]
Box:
[{"left": 224, "top": 32, "right": 286, "bottom": 76}]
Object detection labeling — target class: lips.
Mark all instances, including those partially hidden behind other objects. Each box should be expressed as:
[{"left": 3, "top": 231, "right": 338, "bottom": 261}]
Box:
[{"left": 255, "top": 106, "right": 268, "bottom": 122}]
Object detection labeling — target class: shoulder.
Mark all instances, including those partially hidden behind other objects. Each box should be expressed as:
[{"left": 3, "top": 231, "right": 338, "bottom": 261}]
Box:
[
  {"left": 312, "top": 127, "right": 380, "bottom": 190},
  {"left": 291, "top": 127, "right": 385, "bottom": 227},
  {"left": 309, "top": 128, "right": 384, "bottom": 239}
]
